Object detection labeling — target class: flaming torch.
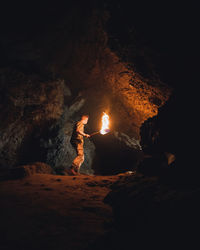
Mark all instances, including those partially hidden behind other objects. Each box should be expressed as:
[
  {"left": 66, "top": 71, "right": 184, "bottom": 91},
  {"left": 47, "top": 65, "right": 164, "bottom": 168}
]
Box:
[{"left": 90, "top": 112, "right": 110, "bottom": 137}]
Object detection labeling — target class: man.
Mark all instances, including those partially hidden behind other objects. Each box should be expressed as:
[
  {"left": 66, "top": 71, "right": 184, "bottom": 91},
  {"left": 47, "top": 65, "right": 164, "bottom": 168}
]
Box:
[{"left": 70, "top": 115, "right": 90, "bottom": 175}]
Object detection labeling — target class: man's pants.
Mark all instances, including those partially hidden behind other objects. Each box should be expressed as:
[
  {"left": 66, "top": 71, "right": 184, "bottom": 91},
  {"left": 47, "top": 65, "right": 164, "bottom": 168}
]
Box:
[{"left": 72, "top": 141, "right": 84, "bottom": 171}]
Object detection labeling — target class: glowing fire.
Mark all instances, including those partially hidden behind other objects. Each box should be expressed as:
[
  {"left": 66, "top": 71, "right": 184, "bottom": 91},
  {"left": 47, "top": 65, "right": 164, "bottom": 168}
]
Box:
[{"left": 100, "top": 112, "right": 110, "bottom": 135}]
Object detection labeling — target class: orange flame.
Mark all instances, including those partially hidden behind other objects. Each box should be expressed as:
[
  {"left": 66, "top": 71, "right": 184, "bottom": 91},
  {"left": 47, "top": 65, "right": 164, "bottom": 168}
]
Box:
[{"left": 100, "top": 112, "right": 109, "bottom": 135}]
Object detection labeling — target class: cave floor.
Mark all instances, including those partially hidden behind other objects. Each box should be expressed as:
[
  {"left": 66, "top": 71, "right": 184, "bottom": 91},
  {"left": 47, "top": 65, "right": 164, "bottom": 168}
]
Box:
[{"left": 0, "top": 173, "right": 128, "bottom": 250}]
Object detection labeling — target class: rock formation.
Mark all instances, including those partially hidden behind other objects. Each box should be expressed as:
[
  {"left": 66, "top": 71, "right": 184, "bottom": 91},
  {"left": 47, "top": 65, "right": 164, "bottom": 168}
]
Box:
[{"left": 0, "top": 2, "right": 171, "bottom": 174}]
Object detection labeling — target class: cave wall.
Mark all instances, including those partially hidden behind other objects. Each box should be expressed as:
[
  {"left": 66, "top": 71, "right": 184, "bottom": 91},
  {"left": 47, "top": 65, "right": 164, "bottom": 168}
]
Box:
[
  {"left": 0, "top": 70, "right": 64, "bottom": 168},
  {"left": 44, "top": 9, "right": 171, "bottom": 138},
  {"left": 0, "top": 2, "right": 171, "bottom": 173},
  {"left": 0, "top": 69, "right": 95, "bottom": 174}
]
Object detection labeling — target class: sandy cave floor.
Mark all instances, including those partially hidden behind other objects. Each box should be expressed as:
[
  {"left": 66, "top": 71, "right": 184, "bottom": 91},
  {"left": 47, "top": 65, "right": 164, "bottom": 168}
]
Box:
[{"left": 0, "top": 173, "right": 130, "bottom": 250}]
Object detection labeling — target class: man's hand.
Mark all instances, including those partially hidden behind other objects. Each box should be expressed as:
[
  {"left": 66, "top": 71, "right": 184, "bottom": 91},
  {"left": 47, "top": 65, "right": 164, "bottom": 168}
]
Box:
[{"left": 85, "top": 134, "right": 90, "bottom": 138}]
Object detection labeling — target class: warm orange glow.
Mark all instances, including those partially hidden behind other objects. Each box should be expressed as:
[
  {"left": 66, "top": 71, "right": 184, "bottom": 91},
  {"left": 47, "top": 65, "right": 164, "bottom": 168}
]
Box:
[{"left": 100, "top": 112, "right": 110, "bottom": 135}]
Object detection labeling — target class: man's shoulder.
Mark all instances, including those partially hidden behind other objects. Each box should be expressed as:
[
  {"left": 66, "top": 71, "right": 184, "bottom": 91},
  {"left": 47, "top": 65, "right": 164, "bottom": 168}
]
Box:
[
  {"left": 76, "top": 120, "right": 84, "bottom": 130},
  {"left": 76, "top": 120, "right": 83, "bottom": 126}
]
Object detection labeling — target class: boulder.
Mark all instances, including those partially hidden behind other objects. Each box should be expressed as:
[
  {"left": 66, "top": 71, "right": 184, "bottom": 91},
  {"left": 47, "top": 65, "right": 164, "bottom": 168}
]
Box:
[{"left": 138, "top": 93, "right": 180, "bottom": 176}]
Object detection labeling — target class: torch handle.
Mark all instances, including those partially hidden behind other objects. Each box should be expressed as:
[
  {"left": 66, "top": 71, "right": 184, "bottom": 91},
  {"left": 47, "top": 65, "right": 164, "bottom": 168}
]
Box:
[{"left": 90, "top": 131, "right": 100, "bottom": 137}]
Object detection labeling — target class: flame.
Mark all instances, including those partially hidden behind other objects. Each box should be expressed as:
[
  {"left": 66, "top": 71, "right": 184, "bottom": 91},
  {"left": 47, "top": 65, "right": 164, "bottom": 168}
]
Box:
[{"left": 100, "top": 112, "right": 109, "bottom": 135}]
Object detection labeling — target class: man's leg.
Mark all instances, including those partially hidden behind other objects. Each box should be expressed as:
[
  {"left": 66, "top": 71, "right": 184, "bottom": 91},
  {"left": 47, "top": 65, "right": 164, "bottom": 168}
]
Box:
[{"left": 71, "top": 142, "right": 84, "bottom": 174}]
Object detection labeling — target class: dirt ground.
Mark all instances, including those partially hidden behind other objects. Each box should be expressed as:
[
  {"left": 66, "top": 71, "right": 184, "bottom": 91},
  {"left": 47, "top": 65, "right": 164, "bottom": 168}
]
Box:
[{"left": 0, "top": 173, "right": 128, "bottom": 250}]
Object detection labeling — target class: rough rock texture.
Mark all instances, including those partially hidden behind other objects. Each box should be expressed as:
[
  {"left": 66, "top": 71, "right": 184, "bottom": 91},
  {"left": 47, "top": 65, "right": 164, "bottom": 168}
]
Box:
[
  {"left": 89, "top": 48, "right": 171, "bottom": 137},
  {"left": 0, "top": 70, "right": 63, "bottom": 168},
  {"left": 0, "top": 69, "right": 95, "bottom": 174},
  {"left": 44, "top": 10, "right": 171, "bottom": 138}
]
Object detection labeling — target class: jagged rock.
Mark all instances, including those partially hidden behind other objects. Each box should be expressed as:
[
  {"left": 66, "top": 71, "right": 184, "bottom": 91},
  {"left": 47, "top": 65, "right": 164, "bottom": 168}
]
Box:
[{"left": 113, "top": 131, "right": 142, "bottom": 150}]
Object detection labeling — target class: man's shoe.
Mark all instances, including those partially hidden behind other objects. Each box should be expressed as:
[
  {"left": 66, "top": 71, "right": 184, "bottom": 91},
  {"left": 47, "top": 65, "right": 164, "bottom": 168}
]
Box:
[
  {"left": 74, "top": 166, "right": 81, "bottom": 175},
  {"left": 71, "top": 168, "right": 78, "bottom": 175},
  {"left": 68, "top": 166, "right": 78, "bottom": 176}
]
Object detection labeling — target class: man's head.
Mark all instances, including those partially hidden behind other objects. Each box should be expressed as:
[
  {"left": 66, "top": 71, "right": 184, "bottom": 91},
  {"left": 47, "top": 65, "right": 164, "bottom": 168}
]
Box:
[{"left": 81, "top": 115, "right": 89, "bottom": 124}]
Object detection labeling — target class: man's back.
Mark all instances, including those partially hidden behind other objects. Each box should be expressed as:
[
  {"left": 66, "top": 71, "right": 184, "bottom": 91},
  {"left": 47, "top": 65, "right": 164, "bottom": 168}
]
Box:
[{"left": 70, "top": 120, "right": 84, "bottom": 146}]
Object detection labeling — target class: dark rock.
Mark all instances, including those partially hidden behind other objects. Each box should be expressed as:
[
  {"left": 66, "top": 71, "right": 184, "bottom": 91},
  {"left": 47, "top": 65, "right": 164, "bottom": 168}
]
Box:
[
  {"left": 0, "top": 70, "right": 67, "bottom": 168},
  {"left": 140, "top": 94, "right": 179, "bottom": 155},
  {"left": 138, "top": 152, "right": 175, "bottom": 176},
  {"left": 10, "top": 162, "right": 53, "bottom": 179},
  {"left": 101, "top": 174, "right": 200, "bottom": 249},
  {"left": 138, "top": 93, "right": 189, "bottom": 178},
  {"left": 0, "top": 69, "right": 96, "bottom": 175}
]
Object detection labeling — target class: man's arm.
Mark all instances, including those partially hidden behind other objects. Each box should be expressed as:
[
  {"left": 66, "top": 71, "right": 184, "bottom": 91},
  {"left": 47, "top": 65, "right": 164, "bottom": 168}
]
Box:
[{"left": 76, "top": 123, "right": 90, "bottom": 137}]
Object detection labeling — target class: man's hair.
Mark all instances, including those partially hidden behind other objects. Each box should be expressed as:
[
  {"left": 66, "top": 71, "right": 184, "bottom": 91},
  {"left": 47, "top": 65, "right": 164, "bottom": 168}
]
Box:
[{"left": 82, "top": 115, "right": 89, "bottom": 119}]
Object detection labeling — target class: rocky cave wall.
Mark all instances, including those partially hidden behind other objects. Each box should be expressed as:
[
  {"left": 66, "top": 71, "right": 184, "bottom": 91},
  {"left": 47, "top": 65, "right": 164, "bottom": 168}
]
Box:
[
  {"left": 43, "top": 8, "right": 171, "bottom": 137},
  {"left": 0, "top": 2, "right": 171, "bottom": 174}
]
